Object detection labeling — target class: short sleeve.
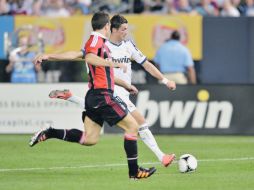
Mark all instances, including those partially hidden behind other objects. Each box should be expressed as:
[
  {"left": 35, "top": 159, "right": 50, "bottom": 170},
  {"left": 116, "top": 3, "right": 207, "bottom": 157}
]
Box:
[
  {"left": 127, "top": 40, "right": 146, "bottom": 64},
  {"left": 85, "top": 35, "right": 101, "bottom": 55}
]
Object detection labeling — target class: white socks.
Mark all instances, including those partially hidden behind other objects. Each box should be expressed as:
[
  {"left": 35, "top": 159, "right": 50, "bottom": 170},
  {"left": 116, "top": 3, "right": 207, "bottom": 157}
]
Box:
[
  {"left": 138, "top": 123, "right": 165, "bottom": 162},
  {"left": 67, "top": 95, "right": 85, "bottom": 109}
]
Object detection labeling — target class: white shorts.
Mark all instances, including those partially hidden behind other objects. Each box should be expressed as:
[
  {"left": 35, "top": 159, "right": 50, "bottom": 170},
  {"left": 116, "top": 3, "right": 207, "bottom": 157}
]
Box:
[{"left": 114, "top": 85, "right": 136, "bottom": 113}]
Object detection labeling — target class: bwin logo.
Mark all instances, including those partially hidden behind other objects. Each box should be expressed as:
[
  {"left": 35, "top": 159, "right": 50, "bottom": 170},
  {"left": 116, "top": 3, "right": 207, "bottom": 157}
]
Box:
[
  {"left": 112, "top": 57, "right": 131, "bottom": 63},
  {"left": 136, "top": 90, "right": 233, "bottom": 129}
]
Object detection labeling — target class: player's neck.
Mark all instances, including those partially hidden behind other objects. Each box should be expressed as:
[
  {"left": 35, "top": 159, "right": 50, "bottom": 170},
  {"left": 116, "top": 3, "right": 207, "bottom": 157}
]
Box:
[
  {"left": 109, "top": 36, "right": 122, "bottom": 45},
  {"left": 94, "top": 29, "right": 108, "bottom": 39}
]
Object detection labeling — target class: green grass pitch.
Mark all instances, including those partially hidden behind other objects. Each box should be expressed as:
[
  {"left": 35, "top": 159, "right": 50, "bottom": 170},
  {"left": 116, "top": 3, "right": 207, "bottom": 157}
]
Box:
[{"left": 0, "top": 134, "right": 253, "bottom": 190}]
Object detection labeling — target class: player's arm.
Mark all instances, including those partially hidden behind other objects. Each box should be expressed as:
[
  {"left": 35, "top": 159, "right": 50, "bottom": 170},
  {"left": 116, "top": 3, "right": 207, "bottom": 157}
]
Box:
[
  {"left": 85, "top": 53, "right": 127, "bottom": 71},
  {"left": 33, "top": 51, "right": 84, "bottom": 65},
  {"left": 142, "top": 60, "right": 176, "bottom": 90},
  {"left": 128, "top": 40, "right": 175, "bottom": 90},
  {"left": 115, "top": 77, "right": 138, "bottom": 95}
]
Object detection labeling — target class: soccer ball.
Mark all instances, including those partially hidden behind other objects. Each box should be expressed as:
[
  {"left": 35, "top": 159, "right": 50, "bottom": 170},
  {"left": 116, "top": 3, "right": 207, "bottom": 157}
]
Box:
[{"left": 178, "top": 154, "right": 198, "bottom": 173}]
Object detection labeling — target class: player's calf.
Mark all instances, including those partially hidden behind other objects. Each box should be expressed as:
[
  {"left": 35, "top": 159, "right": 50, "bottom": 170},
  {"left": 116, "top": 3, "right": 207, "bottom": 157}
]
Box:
[{"left": 29, "top": 127, "right": 85, "bottom": 147}]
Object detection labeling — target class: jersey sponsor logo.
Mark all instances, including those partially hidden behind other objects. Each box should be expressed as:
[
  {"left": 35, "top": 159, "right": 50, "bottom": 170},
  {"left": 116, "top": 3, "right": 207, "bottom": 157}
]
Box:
[
  {"left": 112, "top": 56, "right": 131, "bottom": 64},
  {"left": 136, "top": 91, "right": 233, "bottom": 129}
]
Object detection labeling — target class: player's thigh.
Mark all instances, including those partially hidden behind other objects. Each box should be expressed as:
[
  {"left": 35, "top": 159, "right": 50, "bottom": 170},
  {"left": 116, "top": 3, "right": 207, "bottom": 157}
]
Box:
[
  {"left": 130, "top": 109, "right": 146, "bottom": 125},
  {"left": 116, "top": 113, "right": 139, "bottom": 135},
  {"left": 84, "top": 116, "right": 102, "bottom": 145}
]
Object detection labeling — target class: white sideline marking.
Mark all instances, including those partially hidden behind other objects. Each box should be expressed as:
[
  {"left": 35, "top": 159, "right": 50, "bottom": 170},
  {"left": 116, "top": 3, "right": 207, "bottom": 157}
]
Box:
[{"left": 0, "top": 157, "right": 254, "bottom": 172}]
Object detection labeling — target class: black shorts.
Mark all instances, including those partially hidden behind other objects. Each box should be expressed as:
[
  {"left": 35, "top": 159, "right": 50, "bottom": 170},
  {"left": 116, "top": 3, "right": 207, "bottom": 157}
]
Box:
[{"left": 85, "top": 89, "right": 128, "bottom": 127}]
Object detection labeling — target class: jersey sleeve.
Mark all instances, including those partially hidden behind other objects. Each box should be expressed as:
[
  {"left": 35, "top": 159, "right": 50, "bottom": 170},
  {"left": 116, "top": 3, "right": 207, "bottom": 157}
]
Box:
[
  {"left": 85, "top": 35, "right": 101, "bottom": 55},
  {"left": 127, "top": 40, "right": 146, "bottom": 64}
]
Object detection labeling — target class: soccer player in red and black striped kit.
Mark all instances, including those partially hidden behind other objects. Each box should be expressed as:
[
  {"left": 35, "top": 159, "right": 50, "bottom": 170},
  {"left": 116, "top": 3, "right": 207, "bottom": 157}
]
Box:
[{"left": 30, "top": 12, "right": 156, "bottom": 180}]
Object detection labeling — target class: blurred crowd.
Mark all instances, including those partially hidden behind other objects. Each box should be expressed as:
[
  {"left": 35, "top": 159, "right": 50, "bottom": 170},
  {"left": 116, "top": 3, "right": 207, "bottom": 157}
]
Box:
[{"left": 0, "top": 0, "right": 254, "bottom": 17}]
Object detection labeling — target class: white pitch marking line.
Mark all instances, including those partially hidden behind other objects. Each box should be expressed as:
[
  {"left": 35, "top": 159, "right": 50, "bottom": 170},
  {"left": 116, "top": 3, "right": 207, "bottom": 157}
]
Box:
[{"left": 0, "top": 157, "right": 254, "bottom": 172}]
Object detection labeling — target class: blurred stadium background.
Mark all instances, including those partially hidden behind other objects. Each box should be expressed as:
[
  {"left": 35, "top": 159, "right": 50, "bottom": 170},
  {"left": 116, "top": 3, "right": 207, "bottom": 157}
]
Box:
[{"left": 0, "top": 0, "right": 254, "bottom": 190}]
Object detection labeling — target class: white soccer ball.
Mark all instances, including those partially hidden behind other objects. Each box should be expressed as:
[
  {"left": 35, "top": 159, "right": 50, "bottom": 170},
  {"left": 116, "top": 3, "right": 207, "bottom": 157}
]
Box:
[{"left": 178, "top": 154, "right": 198, "bottom": 173}]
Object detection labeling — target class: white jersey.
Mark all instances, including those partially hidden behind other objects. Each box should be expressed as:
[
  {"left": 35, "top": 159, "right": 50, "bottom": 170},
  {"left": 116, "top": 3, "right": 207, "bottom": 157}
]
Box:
[
  {"left": 105, "top": 40, "right": 146, "bottom": 112},
  {"left": 106, "top": 40, "right": 146, "bottom": 86}
]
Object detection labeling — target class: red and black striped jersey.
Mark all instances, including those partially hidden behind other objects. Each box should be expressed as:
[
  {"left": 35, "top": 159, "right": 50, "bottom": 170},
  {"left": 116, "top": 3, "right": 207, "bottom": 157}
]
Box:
[{"left": 85, "top": 32, "right": 114, "bottom": 90}]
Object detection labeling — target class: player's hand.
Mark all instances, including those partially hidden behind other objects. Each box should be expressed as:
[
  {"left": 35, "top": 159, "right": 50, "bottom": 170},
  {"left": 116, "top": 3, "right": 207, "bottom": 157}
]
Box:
[
  {"left": 162, "top": 78, "right": 176, "bottom": 91},
  {"left": 33, "top": 54, "right": 49, "bottom": 65},
  {"left": 128, "top": 85, "right": 139, "bottom": 95}
]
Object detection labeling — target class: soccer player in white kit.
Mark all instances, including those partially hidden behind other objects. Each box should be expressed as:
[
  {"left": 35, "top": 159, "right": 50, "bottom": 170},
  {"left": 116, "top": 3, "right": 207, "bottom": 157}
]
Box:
[{"left": 31, "top": 14, "right": 176, "bottom": 167}]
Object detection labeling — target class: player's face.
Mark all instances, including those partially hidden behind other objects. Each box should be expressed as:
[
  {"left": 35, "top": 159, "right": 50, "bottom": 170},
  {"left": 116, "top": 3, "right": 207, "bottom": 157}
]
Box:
[{"left": 116, "top": 23, "right": 128, "bottom": 41}]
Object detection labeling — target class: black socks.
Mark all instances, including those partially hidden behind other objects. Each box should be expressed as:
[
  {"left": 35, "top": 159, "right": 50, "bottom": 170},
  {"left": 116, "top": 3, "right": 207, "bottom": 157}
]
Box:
[
  {"left": 47, "top": 128, "right": 83, "bottom": 143},
  {"left": 124, "top": 135, "right": 138, "bottom": 177}
]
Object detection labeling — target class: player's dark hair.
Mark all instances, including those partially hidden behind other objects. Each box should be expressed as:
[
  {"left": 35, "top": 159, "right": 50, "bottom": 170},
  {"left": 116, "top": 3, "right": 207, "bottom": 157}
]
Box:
[
  {"left": 110, "top": 14, "right": 128, "bottom": 32},
  {"left": 171, "top": 30, "right": 180, "bottom": 40},
  {"left": 91, "top": 11, "right": 110, "bottom": 31}
]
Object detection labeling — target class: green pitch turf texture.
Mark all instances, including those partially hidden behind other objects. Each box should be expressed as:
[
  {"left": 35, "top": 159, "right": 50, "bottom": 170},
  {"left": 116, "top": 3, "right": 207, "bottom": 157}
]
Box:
[{"left": 0, "top": 135, "right": 253, "bottom": 190}]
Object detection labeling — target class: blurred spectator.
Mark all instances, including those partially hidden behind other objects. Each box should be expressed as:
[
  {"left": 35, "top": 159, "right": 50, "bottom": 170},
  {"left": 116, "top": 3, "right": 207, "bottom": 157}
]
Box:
[
  {"left": 32, "top": 0, "right": 43, "bottom": 16},
  {"left": 33, "top": 0, "right": 70, "bottom": 17},
  {"left": 0, "top": 0, "right": 10, "bottom": 15},
  {"left": 66, "top": 0, "right": 91, "bottom": 15},
  {"left": 246, "top": 0, "right": 254, "bottom": 16},
  {"left": 89, "top": 0, "right": 130, "bottom": 13},
  {"left": 5, "top": 35, "right": 40, "bottom": 83},
  {"left": 195, "top": 0, "right": 219, "bottom": 16},
  {"left": 41, "top": 0, "right": 70, "bottom": 17},
  {"left": 163, "top": 0, "right": 178, "bottom": 14},
  {"left": 177, "top": 0, "right": 195, "bottom": 13},
  {"left": 220, "top": 0, "right": 240, "bottom": 16},
  {"left": 153, "top": 30, "right": 196, "bottom": 84},
  {"left": 231, "top": 0, "right": 246, "bottom": 15},
  {"left": 143, "top": 0, "right": 164, "bottom": 13},
  {"left": 0, "top": 0, "right": 33, "bottom": 15},
  {"left": 133, "top": 0, "right": 145, "bottom": 13},
  {"left": 1, "top": 0, "right": 254, "bottom": 16}
]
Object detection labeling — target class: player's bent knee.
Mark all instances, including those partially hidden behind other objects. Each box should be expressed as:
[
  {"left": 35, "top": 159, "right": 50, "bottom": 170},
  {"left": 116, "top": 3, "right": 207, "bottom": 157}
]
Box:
[
  {"left": 78, "top": 131, "right": 99, "bottom": 146},
  {"left": 125, "top": 124, "right": 139, "bottom": 136},
  {"left": 82, "top": 136, "right": 99, "bottom": 146}
]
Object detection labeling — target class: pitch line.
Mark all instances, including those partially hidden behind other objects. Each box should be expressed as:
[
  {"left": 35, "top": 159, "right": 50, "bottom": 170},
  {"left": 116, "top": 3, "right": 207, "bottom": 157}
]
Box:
[{"left": 0, "top": 157, "right": 254, "bottom": 172}]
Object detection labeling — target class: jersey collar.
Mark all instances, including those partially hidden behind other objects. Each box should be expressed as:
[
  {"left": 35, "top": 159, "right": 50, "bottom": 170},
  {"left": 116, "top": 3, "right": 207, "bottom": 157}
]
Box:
[
  {"left": 91, "top": 31, "right": 107, "bottom": 39},
  {"left": 109, "top": 41, "right": 122, "bottom": 47}
]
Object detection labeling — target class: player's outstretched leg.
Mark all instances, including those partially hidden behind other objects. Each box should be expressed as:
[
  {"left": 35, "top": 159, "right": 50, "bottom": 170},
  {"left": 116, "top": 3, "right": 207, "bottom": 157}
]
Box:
[
  {"left": 138, "top": 124, "right": 176, "bottom": 167},
  {"left": 49, "top": 90, "right": 176, "bottom": 167},
  {"left": 130, "top": 166, "right": 157, "bottom": 180},
  {"left": 29, "top": 126, "right": 85, "bottom": 147}
]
